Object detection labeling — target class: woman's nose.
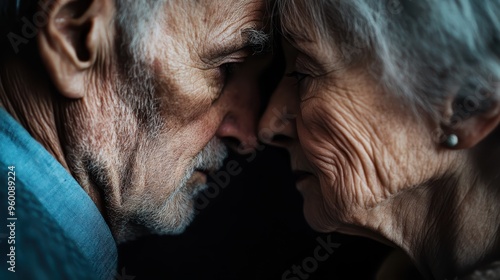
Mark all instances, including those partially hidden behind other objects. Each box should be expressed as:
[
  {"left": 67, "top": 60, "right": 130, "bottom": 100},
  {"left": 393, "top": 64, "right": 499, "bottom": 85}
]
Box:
[{"left": 258, "top": 76, "right": 298, "bottom": 148}]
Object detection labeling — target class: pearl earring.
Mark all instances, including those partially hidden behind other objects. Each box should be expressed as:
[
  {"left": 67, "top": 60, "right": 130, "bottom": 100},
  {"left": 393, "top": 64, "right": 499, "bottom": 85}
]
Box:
[{"left": 445, "top": 134, "right": 459, "bottom": 148}]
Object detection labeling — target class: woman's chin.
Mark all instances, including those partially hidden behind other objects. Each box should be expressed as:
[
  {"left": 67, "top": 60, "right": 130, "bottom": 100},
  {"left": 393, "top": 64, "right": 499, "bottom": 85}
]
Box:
[
  {"left": 299, "top": 180, "right": 337, "bottom": 233},
  {"left": 298, "top": 178, "right": 370, "bottom": 238},
  {"left": 302, "top": 196, "right": 395, "bottom": 246}
]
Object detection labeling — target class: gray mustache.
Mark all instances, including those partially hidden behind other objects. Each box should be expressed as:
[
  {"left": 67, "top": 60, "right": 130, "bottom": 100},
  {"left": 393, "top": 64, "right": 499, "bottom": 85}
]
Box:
[{"left": 193, "top": 138, "right": 228, "bottom": 173}]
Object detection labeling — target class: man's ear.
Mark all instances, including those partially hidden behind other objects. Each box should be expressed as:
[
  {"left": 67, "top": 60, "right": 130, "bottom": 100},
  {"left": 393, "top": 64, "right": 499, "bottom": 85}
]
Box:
[
  {"left": 38, "top": 0, "right": 114, "bottom": 99},
  {"left": 442, "top": 85, "right": 500, "bottom": 149}
]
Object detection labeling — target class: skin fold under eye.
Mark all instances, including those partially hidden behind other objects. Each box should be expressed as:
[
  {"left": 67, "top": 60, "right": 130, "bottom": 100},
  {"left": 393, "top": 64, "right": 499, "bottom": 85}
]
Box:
[{"left": 209, "top": 62, "right": 242, "bottom": 103}]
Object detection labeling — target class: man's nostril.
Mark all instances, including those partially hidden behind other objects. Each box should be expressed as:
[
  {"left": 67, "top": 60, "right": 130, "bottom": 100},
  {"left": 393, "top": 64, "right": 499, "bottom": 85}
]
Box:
[{"left": 221, "top": 136, "right": 241, "bottom": 151}]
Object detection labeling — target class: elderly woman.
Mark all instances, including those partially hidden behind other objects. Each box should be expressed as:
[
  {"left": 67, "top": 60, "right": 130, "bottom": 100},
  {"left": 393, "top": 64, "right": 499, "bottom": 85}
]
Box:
[{"left": 259, "top": 0, "right": 500, "bottom": 279}]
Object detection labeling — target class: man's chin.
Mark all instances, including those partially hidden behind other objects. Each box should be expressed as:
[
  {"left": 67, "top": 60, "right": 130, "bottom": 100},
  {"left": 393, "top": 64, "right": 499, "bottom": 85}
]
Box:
[
  {"left": 111, "top": 137, "right": 226, "bottom": 243},
  {"left": 114, "top": 181, "right": 209, "bottom": 243},
  {"left": 115, "top": 207, "right": 195, "bottom": 243}
]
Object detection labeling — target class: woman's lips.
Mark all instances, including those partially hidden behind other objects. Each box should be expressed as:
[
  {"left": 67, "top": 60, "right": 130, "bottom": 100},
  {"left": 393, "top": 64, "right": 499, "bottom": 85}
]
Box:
[{"left": 292, "top": 170, "right": 313, "bottom": 184}]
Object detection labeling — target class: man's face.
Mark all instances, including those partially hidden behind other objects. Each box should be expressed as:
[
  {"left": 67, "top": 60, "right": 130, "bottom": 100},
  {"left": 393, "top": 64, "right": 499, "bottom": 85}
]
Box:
[{"left": 62, "top": 0, "right": 268, "bottom": 242}]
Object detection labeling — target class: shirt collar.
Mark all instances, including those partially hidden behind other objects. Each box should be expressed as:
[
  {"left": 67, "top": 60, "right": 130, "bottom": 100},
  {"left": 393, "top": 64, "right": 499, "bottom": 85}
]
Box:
[{"left": 0, "top": 108, "right": 117, "bottom": 279}]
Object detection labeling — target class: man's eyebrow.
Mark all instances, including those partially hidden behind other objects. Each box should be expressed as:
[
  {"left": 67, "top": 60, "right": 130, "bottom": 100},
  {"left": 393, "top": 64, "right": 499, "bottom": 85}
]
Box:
[
  {"left": 242, "top": 27, "right": 270, "bottom": 54},
  {"left": 204, "top": 27, "right": 270, "bottom": 64}
]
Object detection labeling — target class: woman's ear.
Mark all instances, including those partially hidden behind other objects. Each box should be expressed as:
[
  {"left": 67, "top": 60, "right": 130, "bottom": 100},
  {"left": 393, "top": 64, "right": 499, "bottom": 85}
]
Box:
[
  {"left": 37, "top": 0, "right": 114, "bottom": 99},
  {"left": 442, "top": 84, "right": 500, "bottom": 149}
]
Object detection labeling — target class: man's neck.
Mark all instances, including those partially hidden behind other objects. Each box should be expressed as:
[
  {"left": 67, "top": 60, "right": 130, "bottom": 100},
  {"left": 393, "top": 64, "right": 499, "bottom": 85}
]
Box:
[{"left": 0, "top": 60, "right": 69, "bottom": 170}]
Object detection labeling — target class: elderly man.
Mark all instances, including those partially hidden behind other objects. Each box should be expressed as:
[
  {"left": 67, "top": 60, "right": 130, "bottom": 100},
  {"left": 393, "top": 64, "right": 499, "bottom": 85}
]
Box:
[{"left": 0, "top": 0, "right": 268, "bottom": 279}]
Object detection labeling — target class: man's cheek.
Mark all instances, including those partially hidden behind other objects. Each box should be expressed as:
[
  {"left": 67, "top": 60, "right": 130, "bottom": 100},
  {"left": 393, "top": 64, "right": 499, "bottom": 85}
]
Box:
[
  {"left": 187, "top": 115, "right": 222, "bottom": 143},
  {"left": 155, "top": 71, "right": 215, "bottom": 124}
]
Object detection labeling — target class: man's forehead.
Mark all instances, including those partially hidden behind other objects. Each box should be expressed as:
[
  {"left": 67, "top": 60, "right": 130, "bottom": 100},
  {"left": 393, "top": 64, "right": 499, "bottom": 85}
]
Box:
[
  {"left": 196, "top": 0, "right": 266, "bottom": 19},
  {"left": 164, "top": 0, "right": 268, "bottom": 65},
  {"left": 167, "top": 0, "right": 266, "bottom": 32},
  {"left": 199, "top": 1, "right": 266, "bottom": 42}
]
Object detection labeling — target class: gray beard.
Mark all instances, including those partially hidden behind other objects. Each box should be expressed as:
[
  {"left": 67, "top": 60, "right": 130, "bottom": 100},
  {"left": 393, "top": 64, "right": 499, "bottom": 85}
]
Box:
[
  {"left": 116, "top": 138, "right": 227, "bottom": 242},
  {"left": 107, "top": 54, "right": 228, "bottom": 243}
]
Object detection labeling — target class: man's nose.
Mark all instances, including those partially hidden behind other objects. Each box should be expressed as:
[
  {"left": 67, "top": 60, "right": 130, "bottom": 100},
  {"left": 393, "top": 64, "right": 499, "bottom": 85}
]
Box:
[
  {"left": 216, "top": 65, "right": 263, "bottom": 154},
  {"left": 258, "top": 76, "right": 298, "bottom": 148},
  {"left": 217, "top": 110, "right": 258, "bottom": 154}
]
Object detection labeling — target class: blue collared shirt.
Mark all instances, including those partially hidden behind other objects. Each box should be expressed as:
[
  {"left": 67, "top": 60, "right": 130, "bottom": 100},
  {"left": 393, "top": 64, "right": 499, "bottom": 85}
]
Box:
[{"left": 0, "top": 109, "right": 117, "bottom": 279}]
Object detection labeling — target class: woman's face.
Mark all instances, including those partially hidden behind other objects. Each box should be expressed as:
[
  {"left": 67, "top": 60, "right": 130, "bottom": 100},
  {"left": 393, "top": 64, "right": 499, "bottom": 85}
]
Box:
[{"left": 260, "top": 36, "right": 452, "bottom": 239}]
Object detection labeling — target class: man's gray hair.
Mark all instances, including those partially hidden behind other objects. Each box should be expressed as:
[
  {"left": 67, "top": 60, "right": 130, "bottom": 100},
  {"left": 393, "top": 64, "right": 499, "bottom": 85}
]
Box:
[
  {"left": 115, "top": 0, "right": 168, "bottom": 63},
  {"left": 279, "top": 0, "right": 500, "bottom": 122}
]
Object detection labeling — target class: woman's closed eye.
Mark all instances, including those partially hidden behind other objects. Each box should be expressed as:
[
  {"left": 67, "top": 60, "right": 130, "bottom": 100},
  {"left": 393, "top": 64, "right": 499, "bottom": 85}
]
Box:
[{"left": 286, "top": 71, "right": 309, "bottom": 85}]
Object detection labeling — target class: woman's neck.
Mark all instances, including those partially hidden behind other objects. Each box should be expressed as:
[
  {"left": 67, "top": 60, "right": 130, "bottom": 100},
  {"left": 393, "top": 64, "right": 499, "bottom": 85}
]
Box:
[{"left": 388, "top": 149, "right": 500, "bottom": 279}]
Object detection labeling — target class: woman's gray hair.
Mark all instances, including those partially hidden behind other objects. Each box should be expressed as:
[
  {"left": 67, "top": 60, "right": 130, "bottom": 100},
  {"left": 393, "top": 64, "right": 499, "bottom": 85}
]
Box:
[{"left": 279, "top": 0, "right": 500, "bottom": 122}]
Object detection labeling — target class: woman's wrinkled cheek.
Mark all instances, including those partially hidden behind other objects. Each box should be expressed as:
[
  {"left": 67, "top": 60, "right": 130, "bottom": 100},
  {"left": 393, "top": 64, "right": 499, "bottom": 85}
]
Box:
[
  {"left": 298, "top": 136, "right": 351, "bottom": 227},
  {"left": 297, "top": 102, "right": 383, "bottom": 228}
]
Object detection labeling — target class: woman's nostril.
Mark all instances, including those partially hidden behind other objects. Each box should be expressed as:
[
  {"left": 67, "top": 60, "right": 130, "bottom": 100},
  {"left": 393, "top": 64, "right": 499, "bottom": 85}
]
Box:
[{"left": 271, "top": 134, "right": 293, "bottom": 145}]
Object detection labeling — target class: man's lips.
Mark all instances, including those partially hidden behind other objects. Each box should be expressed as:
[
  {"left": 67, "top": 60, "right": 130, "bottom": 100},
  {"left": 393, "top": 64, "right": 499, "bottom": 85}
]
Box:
[
  {"left": 195, "top": 168, "right": 216, "bottom": 176},
  {"left": 193, "top": 168, "right": 218, "bottom": 182},
  {"left": 190, "top": 170, "right": 209, "bottom": 184}
]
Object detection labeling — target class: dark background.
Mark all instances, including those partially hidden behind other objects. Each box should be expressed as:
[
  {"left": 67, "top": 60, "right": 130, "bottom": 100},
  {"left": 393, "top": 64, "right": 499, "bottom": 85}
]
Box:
[{"left": 118, "top": 148, "right": 393, "bottom": 280}]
